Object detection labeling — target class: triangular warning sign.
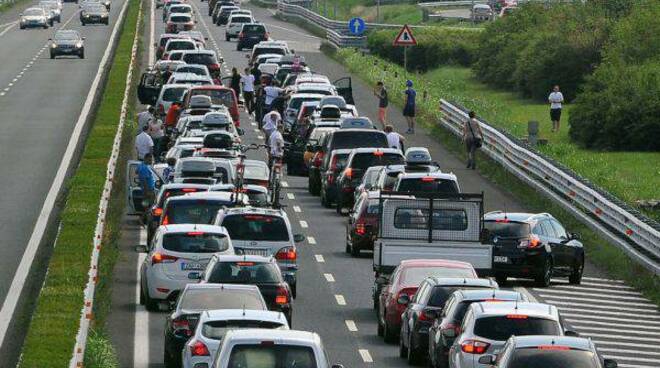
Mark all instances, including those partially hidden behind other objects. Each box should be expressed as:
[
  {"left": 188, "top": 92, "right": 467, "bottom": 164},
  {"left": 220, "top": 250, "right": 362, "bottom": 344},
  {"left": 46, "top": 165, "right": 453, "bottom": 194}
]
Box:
[{"left": 393, "top": 24, "right": 417, "bottom": 46}]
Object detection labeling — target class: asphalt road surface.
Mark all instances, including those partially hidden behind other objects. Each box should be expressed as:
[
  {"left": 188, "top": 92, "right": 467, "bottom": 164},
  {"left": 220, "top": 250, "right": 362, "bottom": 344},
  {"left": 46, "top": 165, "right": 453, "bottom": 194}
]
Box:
[
  {"left": 0, "top": 0, "right": 127, "bottom": 364},
  {"left": 107, "top": 1, "right": 660, "bottom": 367}
]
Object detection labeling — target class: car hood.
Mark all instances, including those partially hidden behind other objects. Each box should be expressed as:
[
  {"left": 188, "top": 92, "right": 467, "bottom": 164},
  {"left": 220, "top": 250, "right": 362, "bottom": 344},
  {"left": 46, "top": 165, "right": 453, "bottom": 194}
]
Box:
[
  {"left": 54, "top": 40, "right": 80, "bottom": 45},
  {"left": 23, "top": 16, "right": 45, "bottom": 20}
]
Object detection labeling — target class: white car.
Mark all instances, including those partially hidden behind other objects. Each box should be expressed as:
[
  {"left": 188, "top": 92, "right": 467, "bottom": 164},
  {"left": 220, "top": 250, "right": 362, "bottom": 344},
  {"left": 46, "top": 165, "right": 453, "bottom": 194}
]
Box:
[
  {"left": 39, "top": 1, "right": 61, "bottom": 23},
  {"left": 182, "top": 309, "right": 289, "bottom": 368},
  {"left": 175, "top": 64, "right": 211, "bottom": 79},
  {"left": 225, "top": 14, "right": 253, "bottom": 41},
  {"left": 139, "top": 224, "right": 234, "bottom": 311},
  {"left": 167, "top": 72, "right": 214, "bottom": 86},
  {"left": 19, "top": 7, "right": 50, "bottom": 29},
  {"left": 162, "top": 38, "right": 198, "bottom": 60},
  {"left": 155, "top": 83, "right": 191, "bottom": 117},
  {"left": 211, "top": 329, "right": 345, "bottom": 368}
]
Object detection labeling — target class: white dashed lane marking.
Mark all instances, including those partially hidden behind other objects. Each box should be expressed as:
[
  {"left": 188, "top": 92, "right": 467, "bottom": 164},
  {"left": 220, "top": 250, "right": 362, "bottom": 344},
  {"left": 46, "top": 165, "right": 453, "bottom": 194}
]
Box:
[
  {"left": 281, "top": 181, "right": 289, "bottom": 188},
  {"left": 314, "top": 254, "right": 324, "bottom": 263},
  {"left": 359, "top": 349, "right": 373, "bottom": 363},
  {"left": 299, "top": 220, "right": 308, "bottom": 228},
  {"left": 334, "top": 295, "right": 346, "bottom": 306},
  {"left": 323, "top": 273, "right": 335, "bottom": 282},
  {"left": 307, "top": 236, "right": 316, "bottom": 245},
  {"left": 287, "top": 193, "right": 295, "bottom": 200},
  {"left": 293, "top": 206, "right": 301, "bottom": 213},
  {"left": 345, "top": 320, "right": 357, "bottom": 332}
]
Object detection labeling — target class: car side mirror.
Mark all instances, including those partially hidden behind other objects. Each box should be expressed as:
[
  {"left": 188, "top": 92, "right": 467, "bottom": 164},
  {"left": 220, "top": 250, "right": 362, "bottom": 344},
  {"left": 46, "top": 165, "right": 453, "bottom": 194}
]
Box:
[
  {"left": 293, "top": 234, "right": 305, "bottom": 243},
  {"left": 564, "top": 330, "right": 579, "bottom": 337},
  {"left": 604, "top": 359, "right": 617, "bottom": 368},
  {"left": 441, "top": 328, "right": 457, "bottom": 338},
  {"left": 204, "top": 37, "right": 209, "bottom": 41},
  {"left": 397, "top": 294, "right": 410, "bottom": 305},
  {"left": 219, "top": 57, "right": 224, "bottom": 63},
  {"left": 478, "top": 355, "right": 496, "bottom": 365},
  {"left": 82, "top": 37, "right": 86, "bottom": 40},
  {"left": 237, "top": 128, "right": 245, "bottom": 136},
  {"left": 375, "top": 275, "right": 389, "bottom": 286},
  {"left": 570, "top": 232, "right": 580, "bottom": 240},
  {"left": 135, "top": 244, "right": 148, "bottom": 253}
]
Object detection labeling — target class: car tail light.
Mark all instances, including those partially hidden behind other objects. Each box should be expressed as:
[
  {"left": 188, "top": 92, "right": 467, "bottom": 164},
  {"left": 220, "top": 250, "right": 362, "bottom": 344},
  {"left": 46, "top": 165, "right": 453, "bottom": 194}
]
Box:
[
  {"left": 506, "top": 314, "right": 528, "bottom": 319},
  {"left": 163, "top": 53, "right": 169, "bottom": 60},
  {"left": 152, "top": 207, "right": 163, "bottom": 216},
  {"left": 208, "top": 63, "right": 220, "bottom": 71},
  {"left": 265, "top": 32, "right": 270, "bottom": 40},
  {"left": 172, "top": 317, "right": 192, "bottom": 336},
  {"left": 419, "top": 309, "right": 436, "bottom": 321},
  {"left": 158, "top": 104, "right": 165, "bottom": 115},
  {"left": 329, "top": 155, "right": 340, "bottom": 170},
  {"left": 344, "top": 167, "right": 353, "bottom": 179},
  {"left": 275, "top": 286, "right": 290, "bottom": 305},
  {"left": 181, "top": 188, "right": 198, "bottom": 193},
  {"left": 519, "top": 234, "right": 541, "bottom": 249},
  {"left": 255, "top": 180, "right": 269, "bottom": 188},
  {"left": 421, "top": 176, "right": 435, "bottom": 182},
  {"left": 312, "top": 152, "right": 324, "bottom": 168},
  {"left": 442, "top": 323, "right": 461, "bottom": 335},
  {"left": 187, "top": 231, "right": 205, "bottom": 236},
  {"left": 275, "top": 246, "right": 296, "bottom": 261},
  {"left": 161, "top": 214, "right": 170, "bottom": 225},
  {"left": 190, "top": 340, "right": 210, "bottom": 356},
  {"left": 537, "top": 345, "right": 570, "bottom": 350},
  {"left": 373, "top": 150, "right": 384, "bottom": 156},
  {"left": 461, "top": 340, "right": 490, "bottom": 354},
  {"left": 396, "top": 288, "right": 416, "bottom": 304},
  {"left": 355, "top": 223, "right": 367, "bottom": 236},
  {"left": 152, "top": 252, "right": 178, "bottom": 264}
]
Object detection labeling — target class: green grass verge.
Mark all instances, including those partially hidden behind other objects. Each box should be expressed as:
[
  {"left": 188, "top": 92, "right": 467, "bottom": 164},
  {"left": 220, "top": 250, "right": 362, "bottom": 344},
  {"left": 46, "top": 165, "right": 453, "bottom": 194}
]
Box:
[
  {"left": 18, "top": 0, "right": 141, "bottom": 366},
  {"left": 328, "top": 47, "right": 660, "bottom": 306},
  {"left": 309, "top": 0, "right": 423, "bottom": 24},
  {"left": 335, "top": 50, "right": 659, "bottom": 222}
]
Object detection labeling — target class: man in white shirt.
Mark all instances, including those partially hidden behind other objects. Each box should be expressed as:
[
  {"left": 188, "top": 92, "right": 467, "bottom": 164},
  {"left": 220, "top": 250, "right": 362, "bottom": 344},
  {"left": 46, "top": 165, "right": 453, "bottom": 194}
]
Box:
[
  {"left": 241, "top": 68, "right": 256, "bottom": 114},
  {"left": 135, "top": 125, "right": 154, "bottom": 160},
  {"left": 263, "top": 83, "right": 284, "bottom": 110},
  {"left": 148, "top": 119, "right": 165, "bottom": 160},
  {"left": 137, "top": 106, "right": 155, "bottom": 133},
  {"left": 548, "top": 85, "right": 565, "bottom": 133},
  {"left": 384, "top": 125, "right": 405, "bottom": 152},
  {"left": 269, "top": 124, "right": 285, "bottom": 167},
  {"left": 262, "top": 110, "right": 281, "bottom": 144}
]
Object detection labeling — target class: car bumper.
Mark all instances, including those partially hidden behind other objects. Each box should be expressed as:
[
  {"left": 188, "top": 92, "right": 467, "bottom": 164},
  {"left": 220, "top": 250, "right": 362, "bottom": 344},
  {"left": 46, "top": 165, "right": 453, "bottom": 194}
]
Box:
[
  {"left": 52, "top": 47, "right": 82, "bottom": 54},
  {"left": 492, "top": 250, "right": 546, "bottom": 276},
  {"left": 164, "top": 332, "right": 189, "bottom": 365},
  {"left": 350, "top": 233, "right": 375, "bottom": 251},
  {"left": 21, "top": 21, "right": 47, "bottom": 28},
  {"left": 82, "top": 16, "right": 108, "bottom": 23},
  {"left": 145, "top": 267, "right": 191, "bottom": 301}
]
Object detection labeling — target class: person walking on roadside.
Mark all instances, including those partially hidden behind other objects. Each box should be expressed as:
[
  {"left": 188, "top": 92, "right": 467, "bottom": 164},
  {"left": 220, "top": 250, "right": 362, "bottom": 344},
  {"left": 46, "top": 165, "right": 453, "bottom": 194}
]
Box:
[
  {"left": 374, "top": 81, "right": 389, "bottom": 128},
  {"left": 148, "top": 118, "right": 165, "bottom": 161},
  {"left": 548, "top": 85, "right": 564, "bottom": 133},
  {"left": 241, "top": 67, "right": 256, "bottom": 114},
  {"left": 403, "top": 80, "right": 416, "bottom": 134},
  {"left": 230, "top": 67, "right": 241, "bottom": 104},
  {"left": 137, "top": 106, "right": 155, "bottom": 132},
  {"left": 384, "top": 125, "right": 405, "bottom": 152},
  {"left": 135, "top": 125, "right": 154, "bottom": 161},
  {"left": 462, "top": 111, "right": 484, "bottom": 170},
  {"left": 164, "top": 101, "right": 182, "bottom": 128},
  {"left": 137, "top": 153, "right": 156, "bottom": 214}
]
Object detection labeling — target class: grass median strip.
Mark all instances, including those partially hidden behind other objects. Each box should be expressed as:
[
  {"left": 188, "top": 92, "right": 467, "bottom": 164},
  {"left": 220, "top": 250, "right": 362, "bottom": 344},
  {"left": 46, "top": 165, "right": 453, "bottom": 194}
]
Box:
[
  {"left": 327, "top": 47, "right": 660, "bottom": 306},
  {"left": 18, "top": 0, "right": 141, "bottom": 366}
]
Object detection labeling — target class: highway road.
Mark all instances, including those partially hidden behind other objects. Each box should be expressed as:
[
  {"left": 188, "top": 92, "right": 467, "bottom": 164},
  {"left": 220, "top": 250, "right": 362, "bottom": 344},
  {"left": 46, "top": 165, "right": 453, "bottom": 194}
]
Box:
[
  {"left": 0, "top": 0, "right": 127, "bottom": 364},
  {"left": 107, "top": 1, "right": 660, "bottom": 367}
]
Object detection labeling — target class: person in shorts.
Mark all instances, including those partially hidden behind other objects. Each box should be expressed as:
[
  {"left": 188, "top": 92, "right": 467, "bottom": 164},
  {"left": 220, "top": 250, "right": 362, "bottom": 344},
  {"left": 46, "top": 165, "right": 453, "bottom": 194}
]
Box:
[
  {"left": 374, "top": 81, "right": 388, "bottom": 128},
  {"left": 548, "top": 85, "right": 564, "bottom": 132},
  {"left": 403, "top": 80, "right": 416, "bottom": 134}
]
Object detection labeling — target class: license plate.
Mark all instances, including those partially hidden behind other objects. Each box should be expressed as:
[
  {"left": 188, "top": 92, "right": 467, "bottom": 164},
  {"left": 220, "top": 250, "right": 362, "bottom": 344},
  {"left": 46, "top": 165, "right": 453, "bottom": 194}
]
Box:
[
  {"left": 494, "top": 256, "right": 509, "bottom": 263},
  {"left": 236, "top": 248, "right": 268, "bottom": 256},
  {"left": 181, "top": 262, "right": 204, "bottom": 271}
]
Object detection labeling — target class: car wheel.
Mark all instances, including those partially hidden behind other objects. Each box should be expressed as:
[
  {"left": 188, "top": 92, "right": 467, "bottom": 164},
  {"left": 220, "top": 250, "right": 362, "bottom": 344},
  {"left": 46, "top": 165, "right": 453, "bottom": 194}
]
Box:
[
  {"left": 50, "top": 52, "right": 55, "bottom": 59},
  {"left": 104, "top": 19, "right": 109, "bottom": 25},
  {"left": 143, "top": 285, "right": 159, "bottom": 311},
  {"left": 43, "top": 24, "right": 49, "bottom": 29},
  {"left": 163, "top": 350, "right": 175, "bottom": 368},
  {"left": 377, "top": 320, "right": 384, "bottom": 336},
  {"left": 320, "top": 189, "right": 330, "bottom": 208},
  {"left": 139, "top": 282, "right": 145, "bottom": 305},
  {"left": 81, "top": 21, "right": 85, "bottom": 26},
  {"left": 57, "top": 16, "right": 61, "bottom": 22},
  {"left": 383, "top": 320, "right": 397, "bottom": 343},
  {"left": 345, "top": 239, "right": 351, "bottom": 254},
  {"left": 535, "top": 258, "right": 552, "bottom": 287},
  {"left": 399, "top": 329, "right": 408, "bottom": 358},
  {"left": 236, "top": 44, "right": 242, "bottom": 51},
  {"left": 433, "top": 349, "right": 449, "bottom": 368},
  {"left": 80, "top": 49, "right": 85, "bottom": 59},
  {"left": 569, "top": 254, "right": 584, "bottom": 285},
  {"left": 291, "top": 283, "right": 297, "bottom": 299},
  {"left": 494, "top": 273, "right": 507, "bottom": 286},
  {"left": 350, "top": 241, "right": 360, "bottom": 257},
  {"left": 225, "top": 34, "right": 230, "bottom": 41},
  {"left": 407, "top": 333, "right": 422, "bottom": 365}
]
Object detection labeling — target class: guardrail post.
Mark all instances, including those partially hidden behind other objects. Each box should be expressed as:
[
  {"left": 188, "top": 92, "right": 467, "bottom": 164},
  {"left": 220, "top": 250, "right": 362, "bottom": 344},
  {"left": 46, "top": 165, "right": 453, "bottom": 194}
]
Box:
[{"left": 528, "top": 120, "right": 539, "bottom": 146}]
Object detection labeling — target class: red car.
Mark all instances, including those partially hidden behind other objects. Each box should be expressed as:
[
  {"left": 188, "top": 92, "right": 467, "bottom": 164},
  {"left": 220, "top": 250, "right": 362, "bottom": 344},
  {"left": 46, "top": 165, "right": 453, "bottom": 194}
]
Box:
[
  {"left": 376, "top": 259, "right": 478, "bottom": 343},
  {"left": 182, "top": 85, "right": 240, "bottom": 127},
  {"left": 345, "top": 191, "right": 379, "bottom": 257}
]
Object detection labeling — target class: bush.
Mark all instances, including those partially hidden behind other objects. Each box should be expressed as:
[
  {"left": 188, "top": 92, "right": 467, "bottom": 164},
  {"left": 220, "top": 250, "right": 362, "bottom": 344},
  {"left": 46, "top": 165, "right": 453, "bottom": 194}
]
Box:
[{"left": 367, "top": 27, "right": 481, "bottom": 70}]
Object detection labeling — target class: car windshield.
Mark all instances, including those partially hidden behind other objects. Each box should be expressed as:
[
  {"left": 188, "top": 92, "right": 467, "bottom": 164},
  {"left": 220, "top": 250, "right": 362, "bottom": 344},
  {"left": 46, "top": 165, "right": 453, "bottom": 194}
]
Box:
[
  {"left": 191, "top": 89, "right": 235, "bottom": 107},
  {"left": 228, "top": 345, "right": 317, "bottom": 368},
  {"left": 180, "top": 289, "right": 264, "bottom": 310},
  {"left": 331, "top": 132, "right": 388, "bottom": 150},
  {"left": 254, "top": 47, "right": 286, "bottom": 57},
  {"left": 167, "top": 41, "right": 195, "bottom": 50},
  {"left": 244, "top": 165, "right": 268, "bottom": 180},
  {"left": 508, "top": 349, "right": 597, "bottom": 368},
  {"left": 55, "top": 32, "right": 79, "bottom": 41},
  {"left": 207, "top": 261, "right": 282, "bottom": 284},
  {"left": 171, "top": 15, "right": 190, "bottom": 22},
  {"left": 162, "top": 232, "right": 229, "bottom": 253},
  {"left": 25, "top": 8, "right": 43, "bottom": 15},
  {"left": 484, "top": 221, "right": 530, "bottom": 239},
  {"left": 351, "top": 153, "right": 403, "bottom": 171},
  {"left": 243, "top": 25, "right": 265, "bottom": 33},
  {"left": 247, "top": 191, "right": 269, "bottom": 207},
  {"left": 165, "top": 200, "right": 226, "bottom": 224},
  {"left": 171, "top": 6, "right": 191, "bottom": 13},
  {"left": 183, "top": 53, "right": 216, "bottom": 65},
  {"left": 428, "top": 286, "right": 494, "bottom": 307},
  {"left": 222, "top": 214, "right": 289, "bottom": 241},
  {"left": 85, "top": 4, "right": 105, "bottom": 12},
  {"left": 202, "top": 320, "right": 286, "bottom": 340},
  {"left": 402, "top": 267, "right": 476, "bottom": 285},
  {"left": 162, "top": 87, "right": 187, "bottom": 102},
  {"left": 397, "top": 178, "right": 459, "bottom": 193},
  {"left": 474, "top": 316, "right": 560, "bottom": 341}
]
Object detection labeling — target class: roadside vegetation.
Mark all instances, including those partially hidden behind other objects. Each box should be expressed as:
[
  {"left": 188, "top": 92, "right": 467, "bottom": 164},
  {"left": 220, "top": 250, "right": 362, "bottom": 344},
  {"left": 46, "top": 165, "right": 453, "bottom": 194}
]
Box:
[
  {"left": 309, "top": 0, "right": 423, "bottom": 24},
  {"left": 18, "top": 0, "right": 141, "bottom": 366},
  {"left": 330, "top": 47, "right": 660, "bottom": 306}
]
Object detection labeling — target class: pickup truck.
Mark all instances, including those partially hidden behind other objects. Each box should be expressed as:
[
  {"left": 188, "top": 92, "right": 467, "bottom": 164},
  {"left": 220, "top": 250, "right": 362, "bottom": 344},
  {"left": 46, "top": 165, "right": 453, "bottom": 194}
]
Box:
[{"left": 373, "top": 192, "right": 492, "bottom": 301}]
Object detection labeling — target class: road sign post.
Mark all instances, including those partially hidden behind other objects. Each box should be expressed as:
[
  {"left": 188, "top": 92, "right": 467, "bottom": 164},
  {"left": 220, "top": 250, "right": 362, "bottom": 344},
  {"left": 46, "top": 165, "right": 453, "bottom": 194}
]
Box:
[{"left": 392, "top": 24, "right": 417, "bottom": 71}]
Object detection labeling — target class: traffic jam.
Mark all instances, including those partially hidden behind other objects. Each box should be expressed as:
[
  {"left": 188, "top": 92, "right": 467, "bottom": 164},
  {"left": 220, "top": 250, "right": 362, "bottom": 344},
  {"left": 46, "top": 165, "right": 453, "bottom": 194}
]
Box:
[{"left": 131, "top": 0, "right": 618, "bottom": 368}]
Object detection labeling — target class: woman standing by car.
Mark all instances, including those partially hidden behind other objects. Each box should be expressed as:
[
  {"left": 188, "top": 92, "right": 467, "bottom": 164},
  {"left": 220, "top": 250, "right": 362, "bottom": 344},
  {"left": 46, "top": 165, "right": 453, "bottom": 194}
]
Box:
[
  {"left": 230, "top": 67, "right": 241, "bottom": 104},
  {"left": 463, "top": 111, "right": 483, "bottom": 170}
]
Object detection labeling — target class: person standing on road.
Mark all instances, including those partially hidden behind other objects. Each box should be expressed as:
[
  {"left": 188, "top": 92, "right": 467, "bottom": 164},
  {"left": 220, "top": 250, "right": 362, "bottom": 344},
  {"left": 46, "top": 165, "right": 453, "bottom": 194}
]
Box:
[
  {"left": 241, "top": 67, "right": 256, "bottom": 114},
  {"left": 262, "top": 110, "right": 281, "bottom": 144},
  {"left": 135, "top": 125, "right": 154, "bottom": 161},
  {"left": 137, "top": 106, "right": 155, "bottom": 132},
  {"left": 162, "top": 157, "right": 176, "bottom": 183},
  {"left": 462, "top": 111, "right": 484, "bottom": 170},
  {"left": 230, "top": 67, "right": 241, "bottom": 104},
  {"left": 137, "top": 153, "right": 156, "bottom": 213},
  {"left": 148, "top": 118, "right": 165, "bottom": 161},
  {"left": 374, "top": 81, "right": 389, "bottom": 128},
  {"left": 548, "top": 85, "right": 564, "bottom": 133},
  {"left": 164, "top": 101, "right": 182, "bottom": 128},
  {"left": 403, "top": 80, "right": 416, "bottom": 134},
  {"left": 264, "top": 82, "right": 284, "bottom": 113},
  {"left": 268, "top": 124, "right": 285, "bottom": 169},
  {"left": 384, "top": 125, "right": 405, "bottom": 152}
]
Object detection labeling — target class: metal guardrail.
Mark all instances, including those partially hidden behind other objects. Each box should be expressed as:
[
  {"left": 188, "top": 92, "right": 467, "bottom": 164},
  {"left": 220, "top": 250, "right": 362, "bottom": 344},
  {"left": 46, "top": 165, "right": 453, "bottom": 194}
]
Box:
[
  {"left": 439, "top": 100, "right": 660, "bottom": 275},
  {"left": 326, "top": 28, "right": 367, "bottom": 49},
  {"left": 418, "top": 0, "right": 487, "bottom": 6}
]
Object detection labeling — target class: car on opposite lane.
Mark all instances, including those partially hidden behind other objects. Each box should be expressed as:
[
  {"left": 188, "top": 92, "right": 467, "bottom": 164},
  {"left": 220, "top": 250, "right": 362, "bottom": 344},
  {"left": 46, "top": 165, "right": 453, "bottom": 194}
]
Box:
[
  {"left": 50, "top": 30, "right": 85, "bottom": 59},
  {"left": 19, "top": 7, "right": 50, "bottom": 29},
  {"left": 80, "top": 3, "right": 110, "bottom": 25},
  {"left": 225, "top": 13, "right": 253, "bottom": 41},
  {"left": 236, "top": 23, "right": 269, "bottom": 51}
]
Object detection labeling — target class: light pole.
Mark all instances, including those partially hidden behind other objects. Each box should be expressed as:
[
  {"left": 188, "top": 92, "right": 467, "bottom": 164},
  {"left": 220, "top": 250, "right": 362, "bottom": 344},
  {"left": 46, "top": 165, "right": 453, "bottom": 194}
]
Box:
[{"left": 376, "top": 0, "right": 381, "bottom": 23}]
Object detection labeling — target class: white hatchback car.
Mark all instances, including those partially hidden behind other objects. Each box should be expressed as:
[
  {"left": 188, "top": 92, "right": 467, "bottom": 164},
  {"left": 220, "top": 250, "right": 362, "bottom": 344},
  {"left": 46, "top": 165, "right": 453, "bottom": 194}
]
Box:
[
  {"left": 225, "top": 14, "right": 253, "bottom": 40},
  {"left": 139, "top": 224, "right": 234, "bottom": 310},
  {"left": 182, "top": 309, "right": 289, "bottom": 368}
]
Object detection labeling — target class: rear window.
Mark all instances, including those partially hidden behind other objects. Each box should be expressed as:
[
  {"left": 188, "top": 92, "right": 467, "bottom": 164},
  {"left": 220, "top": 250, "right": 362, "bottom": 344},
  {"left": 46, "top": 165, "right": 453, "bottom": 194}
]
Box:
[
  {"left": 170, "top": 6, "right": 191, "bottom": 13},
  {"left": 231, "top": 16, "right": 252, "bottom": 23},
  {"left": 222, "top": 215, "right": 289, "bottom": 241},
  {"left": 244, "top": 165, "right": 268, "bottom": 179},
  {"left": 167, "top": 41, "right": 195, "bottom": 51},
  {"left": 247, "top": 191, "right": 269, "bottom": 207},
  {"left": 191, "top": 89, "right": 236, "bottom": 108},
  {"left": 394, "top": 208, "right": 468, "bottom": 231},
  {"left": 170, "top": 15, "right": 190, "bottom": 22},
  {"left": 228, "top": 345, "right": 316, "bottom": 368},
  {"left": 254, "top": 47, "right": 286, "bottom": 57},
  {"left": 165, "top": 200, "right": 226, "bottom": 224},
  {"left": 180, "top": 289, "right": 265, "bottom": 310},
  {"left": 484, "top": 221, "right": 530, "bottom": 239},
  {"left": 208, "top": 261, "right": 282, "bottom": 284},
  {"left": 428, "top": 286, "right": 493, "bottom": 307},
  {"left": 508, "top": 349, "right": 598, "bottom": 368},
  {"left": 243, "top": 24, "right": 265, "bottom": 33},
  {"left": 162, "top": 232, "right": 229, "bottom": 253},
  {"left": 289, "top": 97, "right": 320, "bottom": 110},
  {"left": 402, "top": 267, "right": 476, "bottom": 285},
  {"left": 202, "top": 320, "right": 286, "bottom": 340},
  {"left": 474, "top": 316, "right": 560, "bottom": 341},
  {"left": 330, "top": 132, "right": 388, "bottom": 150},
  {"left": 162, "top": 87, "right": 187, "bottom": 102},
  {"left": 183, "top": 53, "right": 216, "bottom": 65},
  {"left": 397, "top": 178, "right": 459, "bottom": 193},
  {"left": 157, "top": 187, "right": 205, "bottom": 207},
  {"left": 351, "top": 152, "right": 403, "bottom": 170}
]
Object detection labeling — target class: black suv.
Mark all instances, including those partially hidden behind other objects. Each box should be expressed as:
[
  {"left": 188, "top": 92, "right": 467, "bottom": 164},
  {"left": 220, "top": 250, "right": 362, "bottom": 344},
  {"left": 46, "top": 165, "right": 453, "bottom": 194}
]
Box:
[
  {"left": 483, "top": 211, "right": 585, "bottom": 287},
  {"left": 237, "top": 23, "right": 268, "bottom": 51}
]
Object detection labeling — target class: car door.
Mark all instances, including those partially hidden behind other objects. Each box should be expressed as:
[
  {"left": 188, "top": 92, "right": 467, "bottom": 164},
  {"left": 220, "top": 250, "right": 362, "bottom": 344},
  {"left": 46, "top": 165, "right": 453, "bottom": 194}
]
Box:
[
  {"left": 333, "top": 77, "right": 354, "bottom": 105},
  {"left": 549, "top": 219, "right": 573, "bottom": 271},
  {"left": 127, "top": 160, "right": 163, "bottom": 214},
  {"left": 137, "top": 71, "right": 160, "bottom": 105},
  {"left": 539, "top": 220, "right": 564, "bottom": 269}
]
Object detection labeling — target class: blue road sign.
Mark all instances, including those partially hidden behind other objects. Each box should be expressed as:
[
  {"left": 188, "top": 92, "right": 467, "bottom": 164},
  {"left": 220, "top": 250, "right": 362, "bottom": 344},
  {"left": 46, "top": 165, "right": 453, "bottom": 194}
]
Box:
[{"left": 348, "top": 17, "right": 366, "bottom": 35}]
